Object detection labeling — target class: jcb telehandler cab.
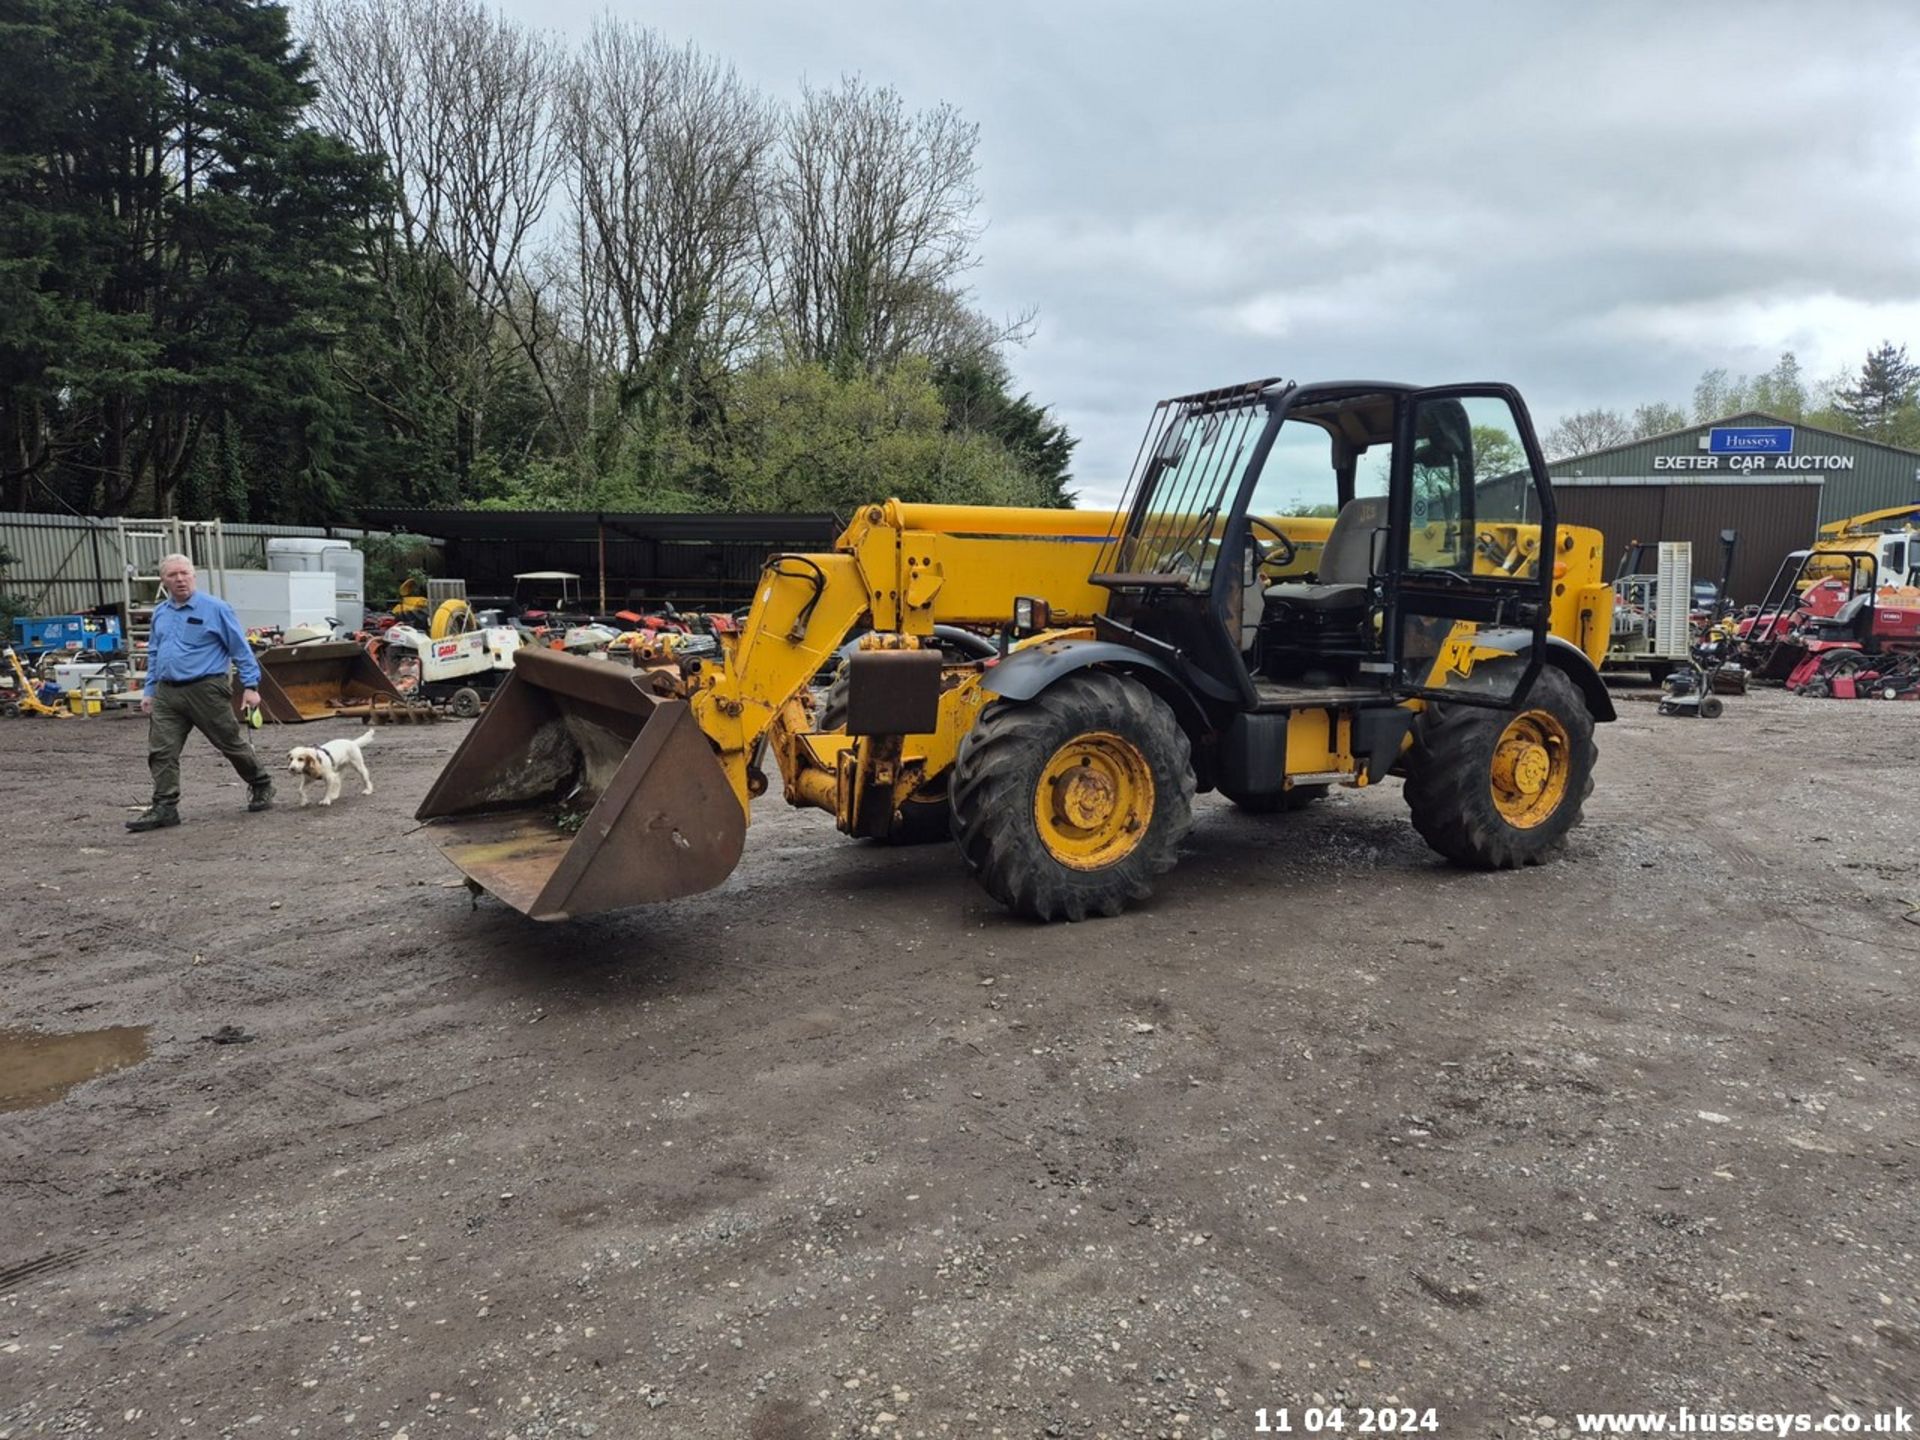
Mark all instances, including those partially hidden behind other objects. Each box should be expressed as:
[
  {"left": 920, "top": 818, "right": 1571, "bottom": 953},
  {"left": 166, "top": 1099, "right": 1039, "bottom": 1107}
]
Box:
[{"left": 417, "top": 377, "right": 1615, "bottom": 922}]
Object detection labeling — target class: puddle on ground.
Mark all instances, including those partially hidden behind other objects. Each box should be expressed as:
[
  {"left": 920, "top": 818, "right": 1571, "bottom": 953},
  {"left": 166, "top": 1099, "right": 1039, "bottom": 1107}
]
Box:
[{"left": 0, "top": 1026, "right": 151, "bottom": 1112}]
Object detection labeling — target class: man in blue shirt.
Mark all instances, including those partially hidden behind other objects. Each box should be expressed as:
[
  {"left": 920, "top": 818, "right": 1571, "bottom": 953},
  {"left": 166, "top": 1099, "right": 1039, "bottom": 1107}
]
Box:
[{"left": 127, "top": 553, "right": 275, "bottom": 831}]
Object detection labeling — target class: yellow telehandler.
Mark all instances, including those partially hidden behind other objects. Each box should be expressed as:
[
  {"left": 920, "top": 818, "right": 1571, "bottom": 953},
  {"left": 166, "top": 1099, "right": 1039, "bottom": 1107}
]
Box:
[{"left": 416, "top": 378, "right": 1616, "bottom": 921}]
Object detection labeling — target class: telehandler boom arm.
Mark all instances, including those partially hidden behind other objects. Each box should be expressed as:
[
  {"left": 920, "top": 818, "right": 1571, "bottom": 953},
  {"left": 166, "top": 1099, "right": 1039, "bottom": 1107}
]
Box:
[
  {"left": 1818, "top": 504, "right": 1920, "bottom": 537},
  {"left": 414, "top": 502, "right": 1138, "bottom": 918},
  {"left": 686, "top": 501, "right": 1120, "bottom": 810}
]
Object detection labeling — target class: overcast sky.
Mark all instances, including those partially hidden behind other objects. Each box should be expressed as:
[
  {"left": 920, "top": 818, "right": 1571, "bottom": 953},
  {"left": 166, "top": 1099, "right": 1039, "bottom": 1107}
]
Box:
[{"left": 498, "top": 0, "right": 1920, "bottom": 508}]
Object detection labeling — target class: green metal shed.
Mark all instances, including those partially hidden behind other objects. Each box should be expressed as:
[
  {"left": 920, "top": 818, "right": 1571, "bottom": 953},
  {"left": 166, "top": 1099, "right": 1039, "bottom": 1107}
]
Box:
[{"left": 1545, "top": 412, "right": 1920, "bottom": 602}]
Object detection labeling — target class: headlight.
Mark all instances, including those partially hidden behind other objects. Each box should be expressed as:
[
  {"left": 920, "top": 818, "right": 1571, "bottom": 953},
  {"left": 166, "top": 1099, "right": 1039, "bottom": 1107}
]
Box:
[{"left": 1012, "top": 596, "right": 1051, "bottom": 634}]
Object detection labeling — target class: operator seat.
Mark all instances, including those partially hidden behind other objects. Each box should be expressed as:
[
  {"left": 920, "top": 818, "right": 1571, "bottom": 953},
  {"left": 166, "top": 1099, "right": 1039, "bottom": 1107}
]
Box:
[
  {"left": 1826, "top": 593, "right": 1875, "bottom": 643},
  {"left": 1254, "top": 495, "right": 1387, "bottom": 669},
  {"left": 1263, "top": 495, "right": 1386, "bottom": 614}
]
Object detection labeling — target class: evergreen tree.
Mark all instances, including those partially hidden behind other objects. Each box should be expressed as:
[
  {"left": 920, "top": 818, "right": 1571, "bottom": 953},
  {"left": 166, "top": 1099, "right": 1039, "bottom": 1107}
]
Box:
[
  {"left": 1831, "top": 342, "right": 1920, "bottom": 441},
  {"left": 0, "top": 0, "right": 383, "bottom": 515},
  {"left": 3, "top": 3, "right": 1082, "bottom": 521},
  {"left": 932, "top": 355, "right": 1076, "bottom": 506}
]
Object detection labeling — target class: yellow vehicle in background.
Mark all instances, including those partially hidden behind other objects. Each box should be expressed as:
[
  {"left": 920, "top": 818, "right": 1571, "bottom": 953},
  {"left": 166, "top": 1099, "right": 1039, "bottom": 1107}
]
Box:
[
  {"left": 417, "top": 377, "right": 1615, "bottom": 922},
  {"left": 1799, "top": 505, "right": 1920, "bottom": 592},
  {"left": 390, "top": 579, "right": 478, "bottom": 638},
  {"left": 2, "top": 645, "right": 69, "bottom": 718}
]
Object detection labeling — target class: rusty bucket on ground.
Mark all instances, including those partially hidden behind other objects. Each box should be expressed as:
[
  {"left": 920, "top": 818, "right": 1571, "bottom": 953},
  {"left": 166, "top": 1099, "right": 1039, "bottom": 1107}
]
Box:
[
  {"left": 414, "top": 648, "right": 745, "bottom": 921},
  {"left": 245, "top": 641, "right": 414, "bottom": 723}
]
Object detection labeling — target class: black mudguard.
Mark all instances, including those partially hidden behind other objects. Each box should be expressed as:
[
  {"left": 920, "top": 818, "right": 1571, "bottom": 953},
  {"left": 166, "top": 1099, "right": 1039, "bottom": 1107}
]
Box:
[
  {"left": 979, "top": 638, "right": 1218, "bottom": 740},
  {"left": 980, "top": 639, "right": 1183, "bottom": 701},
  {"left": 1465, "top": 632, "right": 1616, "bottom": 722}
]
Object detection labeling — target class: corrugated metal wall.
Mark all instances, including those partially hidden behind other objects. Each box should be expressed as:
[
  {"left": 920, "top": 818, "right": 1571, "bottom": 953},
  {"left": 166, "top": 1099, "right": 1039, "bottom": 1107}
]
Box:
[
  {"left": 1, "top": 516, "right": 118, "bottom": 616},
  {"left": 1815, "top": 442, "right": 1920, "bottom": 523},
  {"left": 1551, "top": 483, "right": 1822, "bottom": 603},
  {"left": 1548, "top": 412, "right": 1920, "bottom": 528},
  {"left": 0, "top": 513, "right": 390, "bottom": 616},
  {"left": 4, "top": 510, "right": 814, "bottom": 616},
  {"left": 444, "top": 534, "right": 804, "bottom": 610}
]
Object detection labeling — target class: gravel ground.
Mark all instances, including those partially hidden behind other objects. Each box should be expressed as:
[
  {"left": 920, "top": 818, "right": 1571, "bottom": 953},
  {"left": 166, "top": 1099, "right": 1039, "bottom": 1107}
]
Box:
[{"left": 1, "top": 684, "right": 1916, "bottom": 1439}]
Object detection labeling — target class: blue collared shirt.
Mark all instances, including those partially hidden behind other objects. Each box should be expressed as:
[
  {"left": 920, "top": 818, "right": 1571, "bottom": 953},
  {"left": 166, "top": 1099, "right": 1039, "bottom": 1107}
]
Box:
[{"left": 143, "top": 590, "right": 261, "bottom": 694}]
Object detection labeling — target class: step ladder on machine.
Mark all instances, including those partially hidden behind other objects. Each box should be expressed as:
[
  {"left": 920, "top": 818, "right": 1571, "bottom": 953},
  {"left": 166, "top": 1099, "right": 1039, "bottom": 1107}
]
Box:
[{"left": 115, "top": 518, "right": 229, "bottom": 684}]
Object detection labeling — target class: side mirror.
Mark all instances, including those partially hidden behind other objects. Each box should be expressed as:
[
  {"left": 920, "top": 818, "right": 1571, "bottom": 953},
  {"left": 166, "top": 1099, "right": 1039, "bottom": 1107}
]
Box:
[{"left": 1154, "top": 423, "right": 1187, "bottom": 468}]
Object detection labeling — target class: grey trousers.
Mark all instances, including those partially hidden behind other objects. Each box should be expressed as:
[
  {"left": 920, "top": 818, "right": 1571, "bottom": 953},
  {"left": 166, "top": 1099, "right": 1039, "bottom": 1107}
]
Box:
[{"left": 147, "top": 677, "right": 269, "bottom": 806}]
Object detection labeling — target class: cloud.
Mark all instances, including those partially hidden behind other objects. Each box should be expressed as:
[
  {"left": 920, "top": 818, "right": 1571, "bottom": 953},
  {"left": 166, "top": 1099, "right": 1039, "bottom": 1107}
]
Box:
[
  {"left": 1214, "top": 261, "right": 1454, "bottom": 341},
  {"left": 497, "top": 0, "right": 1920, "bottom": 508},
  {"left": 1592, "top": 294, "right": 1920, "bottom": 380}
]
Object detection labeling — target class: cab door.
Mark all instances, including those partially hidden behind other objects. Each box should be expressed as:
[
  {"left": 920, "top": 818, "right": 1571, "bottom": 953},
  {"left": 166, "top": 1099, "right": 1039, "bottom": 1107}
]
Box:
[
  {"left": 1385, "top": 385, "right": 1555, "bottom": 706},
  {"left": 1882, "top": 534, "right": 1911, "bottom": 588}
]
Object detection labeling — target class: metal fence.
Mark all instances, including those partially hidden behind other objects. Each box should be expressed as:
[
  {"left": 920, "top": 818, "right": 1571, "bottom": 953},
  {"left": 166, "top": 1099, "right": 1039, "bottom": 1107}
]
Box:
[{"left": 0, "top": 512, "right": 396, "bottom": 617}]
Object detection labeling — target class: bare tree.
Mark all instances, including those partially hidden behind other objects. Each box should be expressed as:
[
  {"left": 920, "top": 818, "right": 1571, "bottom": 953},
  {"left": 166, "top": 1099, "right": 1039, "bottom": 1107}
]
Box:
[
  {"left": 762, "top": 77, "right": 987, "bottom": 375},
  {"left": 1692, "top": 353, "right": 1808, "bottom": 426},
  {"left": 1543, "top": 407, "right": 1633, "bottom": 460},
  {"left": 557, "top": 22, "right": 774, "bottom": 456},
  {"left": 306, "top": 0, "right": 562, "bottom": 472},
  {"left": 1630, "top": 402, "right": 1689, "bottom": 439},
  {"left": 1692, "top": 369, "right": 1738, "bottom": 425}
]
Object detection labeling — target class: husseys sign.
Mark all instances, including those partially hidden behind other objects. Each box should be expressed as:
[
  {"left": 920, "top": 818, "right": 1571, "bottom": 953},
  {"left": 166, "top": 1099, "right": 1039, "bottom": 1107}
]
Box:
[{"left": 1653, "top": 426, "right": 1855, "bottom": 473}]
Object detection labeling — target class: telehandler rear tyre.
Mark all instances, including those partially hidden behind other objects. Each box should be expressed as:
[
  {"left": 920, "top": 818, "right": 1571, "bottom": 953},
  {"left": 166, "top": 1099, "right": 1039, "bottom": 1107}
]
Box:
[
  {"left": 950, "top": 671, "right": 1193, "bottom": 922},
  {"left": 1403, "top": 666, "right": 1595, "bottom": 869}
]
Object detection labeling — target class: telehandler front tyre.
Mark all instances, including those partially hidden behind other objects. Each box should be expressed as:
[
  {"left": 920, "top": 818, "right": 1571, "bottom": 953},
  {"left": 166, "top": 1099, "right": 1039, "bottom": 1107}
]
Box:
[
  {"left": 949, "top": 671, "right": 1193, "bottom": 922},
  {"left": 1403, "top": 666, "right": 1596, "bottom": 869}
]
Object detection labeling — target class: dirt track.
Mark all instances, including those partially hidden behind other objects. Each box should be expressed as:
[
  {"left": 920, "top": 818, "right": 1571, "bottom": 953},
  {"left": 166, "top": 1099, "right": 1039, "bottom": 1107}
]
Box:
[{"left": 2, "top": 686, "right": 1917, "bottom": 1439}]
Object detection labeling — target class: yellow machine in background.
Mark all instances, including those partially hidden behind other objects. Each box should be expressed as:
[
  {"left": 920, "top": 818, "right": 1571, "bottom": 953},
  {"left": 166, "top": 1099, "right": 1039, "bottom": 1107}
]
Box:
[
  {"left": 1800, "top": 505, "right": 1920, "bottom": 592},
  {"left": 2, "top": 646, "right": 69, "bottom": 718},
  {"left": 390, "top": 580, "right": 475, "bottom": 638},
  {"left": 391, "top": 577, "right": 430, "bottom": 624},
  {"left": 417, "top": 378, "right": 1614, "bottom": 922},
  {"left": 427, "top": 597, "right": 475, "bottom": 639}
]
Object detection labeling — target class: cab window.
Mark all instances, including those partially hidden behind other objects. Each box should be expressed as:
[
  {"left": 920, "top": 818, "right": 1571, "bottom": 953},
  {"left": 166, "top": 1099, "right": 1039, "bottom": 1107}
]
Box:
[
  {"left": 1403, "top": 395, "right": 1536, "bottom": 576},
  {"left": 1246, "top": 420, "right": 1332, "bottom": 517}
]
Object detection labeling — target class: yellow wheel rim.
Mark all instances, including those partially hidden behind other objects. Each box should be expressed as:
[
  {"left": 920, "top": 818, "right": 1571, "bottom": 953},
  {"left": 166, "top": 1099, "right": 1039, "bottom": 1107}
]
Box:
[
  {"left": 1033, "top": 731, "right": 1155, "bottom": 870},
  {"left": 1489, "top": 708, "right": 1572, "bottom": 829}
]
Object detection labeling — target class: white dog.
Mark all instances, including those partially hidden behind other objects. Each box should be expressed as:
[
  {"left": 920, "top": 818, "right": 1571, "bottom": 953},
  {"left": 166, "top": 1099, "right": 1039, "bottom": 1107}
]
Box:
[{"left": 286, "top": 730, "right": 376, "bottom": 807}]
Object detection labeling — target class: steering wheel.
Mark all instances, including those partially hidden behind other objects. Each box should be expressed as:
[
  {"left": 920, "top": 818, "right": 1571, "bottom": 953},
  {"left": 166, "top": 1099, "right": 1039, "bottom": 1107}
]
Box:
[{"left": 1247, "top": 516, "right": 1297, "bottom": 570}]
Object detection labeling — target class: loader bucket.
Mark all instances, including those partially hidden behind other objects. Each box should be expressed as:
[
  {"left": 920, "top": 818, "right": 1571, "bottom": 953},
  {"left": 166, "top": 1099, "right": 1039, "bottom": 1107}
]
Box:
[
  {"left": 413, "top": 647, "right": 745, "bottom": 921},
  {"left": 247, "top": 641, "right": 412, "bottom": 723}
]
